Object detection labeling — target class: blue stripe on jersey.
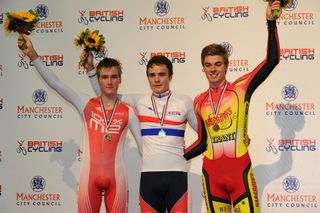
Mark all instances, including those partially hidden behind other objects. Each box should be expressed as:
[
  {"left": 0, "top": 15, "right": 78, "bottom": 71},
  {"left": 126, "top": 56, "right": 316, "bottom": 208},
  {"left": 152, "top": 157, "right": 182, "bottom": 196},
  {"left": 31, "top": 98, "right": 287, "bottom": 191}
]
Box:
[{"left": 141, "top": 128, "right": 185, "bottom": 137}]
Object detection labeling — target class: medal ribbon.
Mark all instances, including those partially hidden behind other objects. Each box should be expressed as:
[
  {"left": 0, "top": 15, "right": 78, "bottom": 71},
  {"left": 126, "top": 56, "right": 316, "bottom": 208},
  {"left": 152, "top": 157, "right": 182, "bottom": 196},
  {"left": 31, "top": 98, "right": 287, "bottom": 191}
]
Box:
[
  {"left": 209, "top": 82, "right": 227, "bottom": 117},
  {"left": 151, "top": 91, "right": 171, "bottom": 128},
  {"left": 99, "top": 96, "right": 119, "bottom": 131}
]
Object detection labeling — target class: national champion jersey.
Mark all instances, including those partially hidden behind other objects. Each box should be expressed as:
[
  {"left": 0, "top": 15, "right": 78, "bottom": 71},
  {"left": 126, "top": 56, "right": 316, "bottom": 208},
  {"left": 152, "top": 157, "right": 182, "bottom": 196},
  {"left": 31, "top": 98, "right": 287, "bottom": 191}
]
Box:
[
  {"left": 134, "top": 91, "right": 197, "bottom": 172},
  {"left": 184, "top": 20, "right": 280, "bottom": 161}
]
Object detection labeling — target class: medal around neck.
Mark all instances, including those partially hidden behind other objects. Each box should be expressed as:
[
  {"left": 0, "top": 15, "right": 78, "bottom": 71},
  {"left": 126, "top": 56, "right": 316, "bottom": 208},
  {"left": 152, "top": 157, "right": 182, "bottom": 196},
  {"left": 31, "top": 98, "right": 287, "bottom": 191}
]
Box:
[
  {"left": 104, "top": 132, "right": 112, "bottom": 141},
  {"left": 158, "top": 129, "right": 166, "bottom": 137},
  {"left": 213, "top": 124, "right": 220, "bottom": 132}
]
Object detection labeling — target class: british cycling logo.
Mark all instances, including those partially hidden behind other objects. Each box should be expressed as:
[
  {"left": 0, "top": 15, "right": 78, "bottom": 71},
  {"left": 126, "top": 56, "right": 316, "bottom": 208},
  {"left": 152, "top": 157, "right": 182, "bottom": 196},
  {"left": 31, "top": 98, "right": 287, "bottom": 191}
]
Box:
[
  {"left": 16, "top": 140, "right": 63, "bottom": 156},
  {"left": 283, "top": 176, "right": 300, "bottom": 193},
  {"left": 154, "top": 0, "right": 170, "bottom": 16},
  {"left": 17, "top": 53, "right": 29, "bottom": 70},
  {"left": 33, "top": 89, "right": 48, "bottom": 105},
  {"left": 281, "top": 84, "right": 298, "bottom": 102},
  {"left": 138, "top": 51, "right": 186, "bottom": 66},
  {"left": 201, "top": 5, "right": 249, "bottom": 22},
  {"left": 31, "top": 176, "right": 46, "bottom": 192},
  {"left": 17, "top": 53, "right": 64, "bottom": 69},
  {"left": 33, "top": 4, "right": 63, "bottom": 33},
  {"left": 280, "top": 47, "right": 315, "bottom": 61},
  {"left": 266, "top": 138, "right": 316, "bottom": 154},
  {"left": 77, "top": 9, "right": 124, "bottom": 25},
  {"left": 34, "top": 4, "right": 49, "bottom": 20}
]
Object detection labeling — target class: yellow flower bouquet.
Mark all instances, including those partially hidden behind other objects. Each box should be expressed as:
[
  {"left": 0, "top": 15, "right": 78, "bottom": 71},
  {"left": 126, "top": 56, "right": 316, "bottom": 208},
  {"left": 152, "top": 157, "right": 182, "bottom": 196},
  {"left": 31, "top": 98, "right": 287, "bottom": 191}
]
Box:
[
  {"left": 264, "top": 0, "right": 292, "bottom": 19},
  {"left": 4, "top": 10, "right": 40, "bottom": 50},
  {"left": 74, "top": 28, "right": 106, "bottom": 66}
]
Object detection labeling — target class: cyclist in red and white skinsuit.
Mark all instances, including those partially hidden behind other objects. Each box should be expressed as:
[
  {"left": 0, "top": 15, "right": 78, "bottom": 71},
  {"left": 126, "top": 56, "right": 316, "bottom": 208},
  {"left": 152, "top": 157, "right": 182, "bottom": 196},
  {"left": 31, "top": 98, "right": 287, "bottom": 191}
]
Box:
[
  {"left": 88, "top": 56, "right": 198, "bottom": 213},
  {"left": 19, "top": 36, "right": 142, "bottom": 213}
]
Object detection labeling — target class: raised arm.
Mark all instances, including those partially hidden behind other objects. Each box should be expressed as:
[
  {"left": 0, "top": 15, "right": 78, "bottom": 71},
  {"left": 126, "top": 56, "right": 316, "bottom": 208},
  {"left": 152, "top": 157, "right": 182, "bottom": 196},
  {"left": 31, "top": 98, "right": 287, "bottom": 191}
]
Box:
[
  {"left": 19, "top": 35, "right": 87, "bottom": 113},
  {"left": 239, "top": 1, "right": 281, "bottom": 101}
]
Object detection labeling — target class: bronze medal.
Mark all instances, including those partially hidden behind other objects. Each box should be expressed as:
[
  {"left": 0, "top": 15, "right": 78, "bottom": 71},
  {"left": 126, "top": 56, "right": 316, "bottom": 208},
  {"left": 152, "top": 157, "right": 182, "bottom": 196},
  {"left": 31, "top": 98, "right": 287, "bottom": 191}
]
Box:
[{"left": 213, "top": 124, "right": 220, "bottom": 131}]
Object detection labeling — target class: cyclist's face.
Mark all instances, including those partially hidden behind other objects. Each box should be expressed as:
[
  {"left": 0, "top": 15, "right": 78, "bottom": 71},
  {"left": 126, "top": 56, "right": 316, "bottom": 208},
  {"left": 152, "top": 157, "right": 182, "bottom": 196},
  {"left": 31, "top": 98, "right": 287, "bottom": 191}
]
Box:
[
  {"left": 203, "top": 55, "right": 227, "bottom": 88},
  {"left": 147, "top": 64, "right": 172, "bottom": 94},
  {"left": 98, "top": 67, "right": 121, "bottom": 96}
]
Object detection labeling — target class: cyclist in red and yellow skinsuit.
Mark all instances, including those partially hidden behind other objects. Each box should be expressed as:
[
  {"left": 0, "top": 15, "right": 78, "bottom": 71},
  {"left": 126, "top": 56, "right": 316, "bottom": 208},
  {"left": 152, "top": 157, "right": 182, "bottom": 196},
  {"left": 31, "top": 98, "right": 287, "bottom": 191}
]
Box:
[{"left": 184, "top": 1, "right": 281, "bottom": 212}]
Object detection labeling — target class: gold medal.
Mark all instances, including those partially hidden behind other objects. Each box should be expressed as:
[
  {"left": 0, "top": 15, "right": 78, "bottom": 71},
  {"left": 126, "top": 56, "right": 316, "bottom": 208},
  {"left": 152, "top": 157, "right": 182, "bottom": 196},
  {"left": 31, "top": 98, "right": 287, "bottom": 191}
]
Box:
[
  {"left": 158, "top": 129, "right": 166, "bottom": 137},
  {"left": 213, "top": 124, "right": 220, "bottom": 131}
]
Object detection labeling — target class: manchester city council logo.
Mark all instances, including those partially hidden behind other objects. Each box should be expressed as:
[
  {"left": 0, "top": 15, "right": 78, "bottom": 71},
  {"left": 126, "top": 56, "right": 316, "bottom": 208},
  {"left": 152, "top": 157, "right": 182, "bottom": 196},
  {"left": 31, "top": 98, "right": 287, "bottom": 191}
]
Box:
[
  {"left": 281, "top": 84, "right": 298, "bottom": 102},
  {"left": 30, "top": 176, "right": 46, "bottom": 192},
  {"left": 285, "top": 0, "right": 298, "bottom": 12},
  {"left": 154, "top": 0, "right": 170, "bottom": 16},
  {"left": 32, "top": 89, "right": 48, "bottom": 105},
  {"left": 282, "top": 176, "right": 300, "bottom": 193},
  {"left": 34, "top": 4, "right": 49, "bottom": 20},
  {"left": 220, "top": 42, "right": 233, "bottom": 56}
]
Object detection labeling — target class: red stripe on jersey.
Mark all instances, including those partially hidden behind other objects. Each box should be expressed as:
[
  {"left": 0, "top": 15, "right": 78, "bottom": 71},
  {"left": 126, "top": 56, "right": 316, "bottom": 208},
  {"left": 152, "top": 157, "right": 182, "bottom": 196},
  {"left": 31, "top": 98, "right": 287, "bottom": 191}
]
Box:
[{"left": 138, "top": 115, "right": 187, "bottom": 125}]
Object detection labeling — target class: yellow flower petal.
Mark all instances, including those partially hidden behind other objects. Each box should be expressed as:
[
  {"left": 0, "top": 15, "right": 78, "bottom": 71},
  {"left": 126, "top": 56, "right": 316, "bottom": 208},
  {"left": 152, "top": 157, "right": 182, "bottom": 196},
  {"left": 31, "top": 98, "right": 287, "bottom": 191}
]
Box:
[{"left": 4, "top": 18, "right": 11, "bottom": 32}]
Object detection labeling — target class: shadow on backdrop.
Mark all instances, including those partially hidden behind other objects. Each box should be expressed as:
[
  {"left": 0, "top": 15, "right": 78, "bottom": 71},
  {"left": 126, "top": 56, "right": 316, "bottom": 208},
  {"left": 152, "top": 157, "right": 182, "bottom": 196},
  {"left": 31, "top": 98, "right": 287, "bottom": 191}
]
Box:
[{"left": 253, "top": 106, "right": 305, "bottom": 211}]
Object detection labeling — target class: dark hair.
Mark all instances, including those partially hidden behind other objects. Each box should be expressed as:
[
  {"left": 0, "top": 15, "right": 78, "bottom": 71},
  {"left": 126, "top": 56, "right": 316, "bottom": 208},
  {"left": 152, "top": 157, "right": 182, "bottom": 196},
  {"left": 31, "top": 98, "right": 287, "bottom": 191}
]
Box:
[
  {"left": 96, "top": 57, "right": 122, "bottom": 79},
  {"left": 201, "top": 43, "right": 229, "bottom": 66},
  {"left": 146, "top": 55, "right": 173, "bottom": 76}
]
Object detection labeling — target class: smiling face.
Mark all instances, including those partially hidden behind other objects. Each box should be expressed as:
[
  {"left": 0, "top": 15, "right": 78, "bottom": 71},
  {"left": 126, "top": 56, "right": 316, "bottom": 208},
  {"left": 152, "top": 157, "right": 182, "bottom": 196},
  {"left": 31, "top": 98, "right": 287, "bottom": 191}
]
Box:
[
  {"left": 203, "top": 55, "right": 228, "bottom": 88},
  {"left": 98, "top": 66, "right": 121, "bottom": 96},
  {"left": 147, "top": 64, "right": 172, "bottom": 94}
]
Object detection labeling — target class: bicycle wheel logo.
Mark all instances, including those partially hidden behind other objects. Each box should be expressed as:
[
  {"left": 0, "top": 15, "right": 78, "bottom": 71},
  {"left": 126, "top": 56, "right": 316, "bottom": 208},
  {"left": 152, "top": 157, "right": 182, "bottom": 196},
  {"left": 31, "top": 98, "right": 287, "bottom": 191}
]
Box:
[
  {"left": 16, "top": 140, "right": 27, "bottom": 156},
  {"left": 78, "top": 10, "right": 89, "bottom": 25},
  {"left": 139, "top": 52, "right": 149, "bottom": 66},
  {"left": 17, "top": 53, "right": 29, "bottom": 69}
]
